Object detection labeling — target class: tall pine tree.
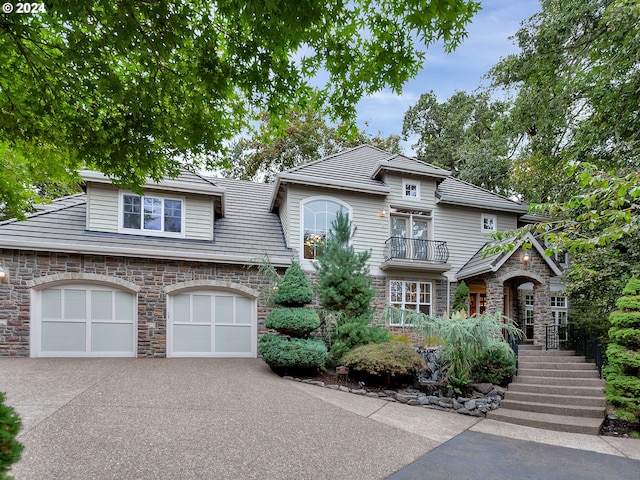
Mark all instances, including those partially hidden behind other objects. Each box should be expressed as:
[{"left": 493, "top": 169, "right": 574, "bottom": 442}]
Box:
[
  {"left": 314, "top": 211, "right": 388, "bottom": 359},
  {"left": 314, "top": 210, "right": 375, "bottom": 320}
]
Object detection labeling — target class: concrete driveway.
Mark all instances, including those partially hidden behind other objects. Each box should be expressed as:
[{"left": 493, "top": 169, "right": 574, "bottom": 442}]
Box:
[{"left": 1, "top": 358, "right": 639, "bottom": 479}]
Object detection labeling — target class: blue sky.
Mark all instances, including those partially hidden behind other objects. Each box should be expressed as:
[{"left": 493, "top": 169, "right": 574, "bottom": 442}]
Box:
[{"left": 355, "top": 0, "right": 541, "bottom": 154}]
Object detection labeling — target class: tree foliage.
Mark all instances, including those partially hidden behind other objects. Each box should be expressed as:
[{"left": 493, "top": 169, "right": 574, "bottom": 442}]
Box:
[
  {"left": 223, "top": 103, "right": 402, "bottom": 182},
  {"left": 0, "top": 0, "right": 480, "bottom": 217},
  {"left": 488, "top": 0, "right": 640, "bottom": 203},
  {"left": 402, "top": 90, "right": 510, "bottom": 195},
  {"left": 314, "top": 211, "right": 375, "bottom": 319}
]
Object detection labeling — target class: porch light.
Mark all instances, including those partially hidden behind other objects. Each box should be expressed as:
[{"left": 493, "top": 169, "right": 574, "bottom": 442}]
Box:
[
  {"left": 521, "top": 252, "right": 531, "bottom": 263},
  {"left": 379, "top": 208, "right": 387, "bottom": 217},
  {"left": 0, "top": 265, "right": 8, "bottom": 284}
]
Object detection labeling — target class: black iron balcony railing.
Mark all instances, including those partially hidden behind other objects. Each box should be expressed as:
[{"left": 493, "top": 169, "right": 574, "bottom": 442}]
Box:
[{"left": 383, "top": 237, "right": 449, "bottom": 263}]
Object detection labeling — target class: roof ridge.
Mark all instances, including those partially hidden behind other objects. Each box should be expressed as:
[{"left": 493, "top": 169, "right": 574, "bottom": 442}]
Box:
[{"left": 0, "top": 193, "right": 86, "bottom": 226}]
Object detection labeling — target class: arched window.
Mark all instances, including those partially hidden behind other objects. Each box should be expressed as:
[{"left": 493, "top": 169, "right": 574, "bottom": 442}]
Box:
[{"left": 301, "top": 198, "right": 349, "bottom": 259}]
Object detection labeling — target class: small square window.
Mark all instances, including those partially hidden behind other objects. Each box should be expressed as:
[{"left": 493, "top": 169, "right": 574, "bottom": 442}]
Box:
[
  {"left": 402, "top": 180, "right": 420, "bottom": 200},
  {"left": 481, "top": 214, "right": 497, "bottom": 233}
]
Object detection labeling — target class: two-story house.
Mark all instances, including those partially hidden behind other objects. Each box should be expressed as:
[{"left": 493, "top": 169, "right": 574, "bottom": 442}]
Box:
[{"left": 0, "top": 145, "right": 566, "bottom": 358}]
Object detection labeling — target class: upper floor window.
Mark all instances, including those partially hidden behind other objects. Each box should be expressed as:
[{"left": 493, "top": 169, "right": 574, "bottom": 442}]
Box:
[
  {"left": 302, "top": 198, "right": 348, "bottom": 259},
  {"left": 481, "top": 213, "right": 497, "bottom": 233},
  {"left": 120, "top": 193, "right": 184, "bottom": 236},
  {"left": 402, "top": 179, "right": 420, "bottom": 200}
]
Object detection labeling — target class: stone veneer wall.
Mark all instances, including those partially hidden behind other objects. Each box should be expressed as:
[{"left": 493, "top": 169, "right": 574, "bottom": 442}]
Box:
[
  {"left": 0, "top": 249, "right": 279, "bottom": 357},
  {"left": 483, "top": 247, "right": 553, "bottom": 347}
]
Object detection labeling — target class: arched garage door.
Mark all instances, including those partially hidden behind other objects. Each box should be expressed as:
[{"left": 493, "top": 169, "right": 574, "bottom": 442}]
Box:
[
  {"left": 168, "top": 290, "right": 257, "bottom": 357},
  {"left": 33, "top": 285, "right": 137, "bottom": 357}
]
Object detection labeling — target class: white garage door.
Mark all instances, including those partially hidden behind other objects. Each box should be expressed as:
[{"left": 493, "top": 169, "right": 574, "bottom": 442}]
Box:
[
  {"left": 34, "top": 286, "right": 137, "bottom": 357},
  {"left": 168, "top": 291, "right": 256, "bottom": 357}
]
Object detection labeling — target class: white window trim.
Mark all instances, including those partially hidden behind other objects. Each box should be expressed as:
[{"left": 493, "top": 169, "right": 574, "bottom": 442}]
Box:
[
  {"left": 388, "top": 280, "right": 433, "bottom": 325},
  {"left": 402, "top": 179, "right": 421, "bottom": 200},
  {"left": 481, "top": 213, "right": 497, "bottom": 233},
  {"left": 118, "top": 190, "right": 186, "bottom": 238},
  {"left": 299, "top": 196, "right": 353, "bottom": 266}
]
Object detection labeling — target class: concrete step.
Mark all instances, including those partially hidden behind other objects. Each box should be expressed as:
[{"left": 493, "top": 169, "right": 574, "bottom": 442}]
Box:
[
  {"left": 519, "top": 355, "right": 589, "bottom": 363},
  {"left": 500, "top": 399, "right": 605, "bottom": 418},
  {"left": 510, "top": 382, "right": 604, "bottom": 396},
  {"left": 518, "top": 361, "right": 595, "bottom": 370},
  {"left": 513, "top": 375, "right": 605, "bottom": 387},
  {"left": 518, "top": 350, "right": 577, "bottom": 357},
  {"left": 486, "top": 409, "right": 604, "bottom": 435},
  {"left": 516, "top": 368, "right": 599, "bottom": 379},
  {"left": 505, "top": 390, "right": 606, "bottom": 408}
]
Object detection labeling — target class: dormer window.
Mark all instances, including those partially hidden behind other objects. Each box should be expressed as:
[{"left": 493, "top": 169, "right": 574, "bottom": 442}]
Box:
[
  {"left": 120, "top": 192, "right": 184, "bottom": 237},
  {"left": 481, "top": 213, "right": 497, "bottom": 233},
  {"left": 402, "top": 179, "right": 420, "bottom": 200}
]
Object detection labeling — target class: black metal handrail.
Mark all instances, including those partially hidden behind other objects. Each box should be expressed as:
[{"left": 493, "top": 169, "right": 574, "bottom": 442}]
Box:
[
  {"left": 383, "top": 237, "right": 449, "bottom": 263},
  {"left": 545, "top": 324, "right": 604, "bottom": 378}
]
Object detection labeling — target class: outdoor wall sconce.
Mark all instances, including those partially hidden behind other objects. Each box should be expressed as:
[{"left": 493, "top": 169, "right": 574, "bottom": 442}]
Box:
[
  {"left": 378, "top": 208, "right": 387, "bottom": 217},
  {"left": 0, "top": 265, "right": 8, "bottom": 284},
  {"left": 521, "top": 252, "right": 531, "bottom": 263}
]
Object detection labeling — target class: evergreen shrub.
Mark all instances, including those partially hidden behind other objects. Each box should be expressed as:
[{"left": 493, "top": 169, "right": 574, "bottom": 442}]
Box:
[
  {"left": 470, "top": 343, "right": 516, "bottom": 386},
  {"left": 341, "top": 341, "right": 426, "bottom": 383},
  {"left": 604, "top": 278, "right": 640, "bottom": 421},
  {"left": 272, "top": 261, "right": 313, "bottom": 307},
  {"left": 264, "top": 308, "right": 321, "bottom": 337},
  {"left": 0, "top": 392, "right": 23, "bottom": 480},
  {"left": 258, "top": 335, "right": 327, "bottom": 371}
]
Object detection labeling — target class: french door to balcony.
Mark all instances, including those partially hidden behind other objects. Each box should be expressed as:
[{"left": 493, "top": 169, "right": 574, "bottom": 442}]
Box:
[{"left": 390, "top": 214, "right": 430, "bottom": 260}]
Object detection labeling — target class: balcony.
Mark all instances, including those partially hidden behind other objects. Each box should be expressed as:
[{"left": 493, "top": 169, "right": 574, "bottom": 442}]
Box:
[{"left": 381, "top": 237, "right": 451, "bottom": 273}]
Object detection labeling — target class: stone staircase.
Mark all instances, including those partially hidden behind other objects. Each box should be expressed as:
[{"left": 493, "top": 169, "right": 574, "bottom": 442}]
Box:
[{"left": 487, "top": 344, "right": 606, "bottom": 435}]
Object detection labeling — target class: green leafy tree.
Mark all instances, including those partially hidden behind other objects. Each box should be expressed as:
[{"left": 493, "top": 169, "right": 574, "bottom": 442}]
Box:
[
  {"left": 0, "top": 392, "right": 23, "bottom": 480},
  {"left": 604, "top": 278, "right": 640, "bottom": 421},
  {"left": 488, "top": 0, "right": 640, "bottom": 203},
  {"left": 1, "top": 0, "right": 480, "bottom": 218},
  {"left": 402, "top": 91, "right": 510, "bottom": 195},
  {"left": 224, "top": 103, "right": 402, "bottom": 182}
]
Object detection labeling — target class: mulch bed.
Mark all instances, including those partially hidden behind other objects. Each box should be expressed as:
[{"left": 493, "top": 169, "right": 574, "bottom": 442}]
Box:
[{"left": 600, "top": 417, "right": 640, "bottom": 438}]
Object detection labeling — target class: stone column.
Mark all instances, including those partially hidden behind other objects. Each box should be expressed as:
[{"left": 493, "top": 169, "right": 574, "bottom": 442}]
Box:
[{"left": 533, "top": 281, "right": 551, "bottom": 347}]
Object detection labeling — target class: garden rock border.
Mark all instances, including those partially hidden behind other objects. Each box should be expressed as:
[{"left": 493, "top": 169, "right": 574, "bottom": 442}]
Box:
[{"left": 284, "top": 376, "right": 505, "bottom": 417}]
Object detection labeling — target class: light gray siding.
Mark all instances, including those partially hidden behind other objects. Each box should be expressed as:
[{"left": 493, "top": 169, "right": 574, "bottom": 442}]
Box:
[
  {"left": 86, "top": 184, "right": 214, "bottom": 241},
  {"left": 284, "top": 186, "right": 388, "bottom": 269},
  {"left": 383, "top": 174, "right": 438, "bottom": 211},
  {"left": 434, "top": 204, "right": 518, "bottom": 271},
  {"left": 279, "top": 190, "right": 289, "bottom": 248},
  {"left": 185, "top": 196, "right": 214, "bottom": 241},
  {"left": 86, "top": 184, "right": 119, "bottom": 233}
]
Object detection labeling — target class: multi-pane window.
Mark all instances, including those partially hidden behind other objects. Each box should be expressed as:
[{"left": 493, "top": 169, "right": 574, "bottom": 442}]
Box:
[
  {"left": 122, "top": 194, "right": 183, "bottom": 235},
  {"left": 524, "top": 294, "right": 534, "bottom": 340},
  {"left": 551, "top": 296, "right": 568, "bottom": 324},
  {"left": 389, "top": 280, "right": 432, "bottom": 324},
  {"left": 402, "top": 179, "right": 420, "bottom": 199},
  {"left": 302, "top": 199, "right": 346, "bottom": 259},
  {"left": 481, "top": 213, "right": 497, "bottom": 233}
]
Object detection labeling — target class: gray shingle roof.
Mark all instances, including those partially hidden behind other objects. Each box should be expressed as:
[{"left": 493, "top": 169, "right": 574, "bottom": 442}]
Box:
[
  {"left": 456, "top": 233, "right": 563, "bottom": 280},
  {"left": 0, "top": 178, "right": 293, "bottom": 266},
  {"left": 437, "top": 177, "right": 529, "bottom": 213}
]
